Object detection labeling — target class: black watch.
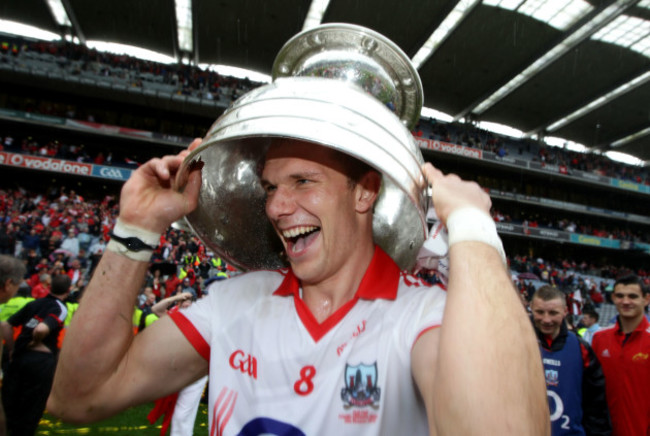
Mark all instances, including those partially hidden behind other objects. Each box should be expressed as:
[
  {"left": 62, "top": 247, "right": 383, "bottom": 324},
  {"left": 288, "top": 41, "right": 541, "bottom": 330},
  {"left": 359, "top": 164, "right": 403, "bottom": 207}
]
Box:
[{"left": 108, "top": 231, "right": 157, "bottom": 252}]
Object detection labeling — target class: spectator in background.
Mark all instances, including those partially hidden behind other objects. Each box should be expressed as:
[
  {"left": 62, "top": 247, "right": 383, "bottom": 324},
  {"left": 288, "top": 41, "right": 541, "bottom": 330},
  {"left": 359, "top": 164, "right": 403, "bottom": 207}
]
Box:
[
  {"left": 0, "top": 254, "right": 26, "bottom": 307},
  {"left": 60, "top": 228, "right": 80, "bottom": 258},
  {"left": 530, "top": 285, "right": 611, "bottom": 435},
  {"left": 0, "top": 254, "right": 26, "bottom": 436},
  {"left": 179, "top": 277, "right": 197, "bottom": 299},
  {"left": 2, "top": 274, "right": 70, "bottom": 436},
  {"left": 21, "top": 229, "right": 41, "bottom": 257},
  {"left": 66, "top": 259, "right": 84, "bottom": 290},
  {"left": 592, "top": 274, "right": 650, "bottom": 435},
  {"left": 76, "top": 224, "right": 92, "bottom": 253},
  {"left": 578, "top": 308, "right": 601, "bottom": 345},
  {"left": 0, "top": 225, "right": 15, "bottom": 255},
  {"left": 88, "top": 235, "right": 106, "bottom": 274},
  {"left": 31, "top": 273, "right": 52, "bottom": 299}
]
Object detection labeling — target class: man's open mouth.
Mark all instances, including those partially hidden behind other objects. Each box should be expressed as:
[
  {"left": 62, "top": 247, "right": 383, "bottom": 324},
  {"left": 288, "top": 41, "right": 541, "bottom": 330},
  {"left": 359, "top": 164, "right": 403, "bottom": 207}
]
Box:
[{"left": 282, "top": 226, "right": 320, "bottom": 253}]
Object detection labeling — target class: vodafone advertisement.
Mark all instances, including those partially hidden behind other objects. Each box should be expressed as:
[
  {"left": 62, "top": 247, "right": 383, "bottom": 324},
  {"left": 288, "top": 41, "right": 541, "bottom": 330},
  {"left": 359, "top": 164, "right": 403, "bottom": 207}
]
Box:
[
  {"left": 414, "top": 137, "right": 483, "bottom": 160},
  {"left": 0, "top": 152, "right": 92, "bottom": 176}
]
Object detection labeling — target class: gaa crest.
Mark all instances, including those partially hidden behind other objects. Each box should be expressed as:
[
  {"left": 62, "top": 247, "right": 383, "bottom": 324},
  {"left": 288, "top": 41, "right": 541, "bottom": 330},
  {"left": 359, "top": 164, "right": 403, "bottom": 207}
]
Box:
[{"left": 341, "top": 362, "right": 381, "bottom": 408}]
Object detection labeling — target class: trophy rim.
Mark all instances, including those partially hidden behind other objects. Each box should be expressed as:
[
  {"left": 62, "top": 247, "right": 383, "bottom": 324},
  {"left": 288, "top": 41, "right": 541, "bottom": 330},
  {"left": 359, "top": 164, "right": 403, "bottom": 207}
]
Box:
[{"left": 271, "top": 22, "right": 424, "bottom": 130}]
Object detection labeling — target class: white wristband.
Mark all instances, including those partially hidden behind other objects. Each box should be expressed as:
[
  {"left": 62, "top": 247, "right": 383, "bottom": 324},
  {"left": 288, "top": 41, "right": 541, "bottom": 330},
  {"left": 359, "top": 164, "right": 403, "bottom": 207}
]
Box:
[
  {"left": 446, "top": 207, "right": 507, "bottom": 266},
  {"left": 106, "top": 219, "right": 161, "bottom": 262},
  {"left": 106, "top": 239, "right": 153, "bottom": 262},
  {"left": 112, "top": 219, "right": 161, "bottom": 246}
]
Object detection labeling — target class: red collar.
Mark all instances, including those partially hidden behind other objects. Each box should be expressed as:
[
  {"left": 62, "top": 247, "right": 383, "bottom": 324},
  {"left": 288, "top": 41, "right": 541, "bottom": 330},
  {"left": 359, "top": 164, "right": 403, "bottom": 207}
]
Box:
[
  {"left": 616, "top": 315, "right": 650, "bottom": 335},
  {"left": 272, "top": 245, "right": 400, "bottom": 342}
]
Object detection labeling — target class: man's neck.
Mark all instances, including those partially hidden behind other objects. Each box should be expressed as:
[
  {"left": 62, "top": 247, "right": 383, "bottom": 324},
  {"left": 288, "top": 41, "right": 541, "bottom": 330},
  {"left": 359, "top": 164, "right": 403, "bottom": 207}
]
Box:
[
  {"left": 619, "top": 315, "right": 644, "bottom": 335},
  {"left": 301, "top": 244, "right": 375, "bottom": 324}
]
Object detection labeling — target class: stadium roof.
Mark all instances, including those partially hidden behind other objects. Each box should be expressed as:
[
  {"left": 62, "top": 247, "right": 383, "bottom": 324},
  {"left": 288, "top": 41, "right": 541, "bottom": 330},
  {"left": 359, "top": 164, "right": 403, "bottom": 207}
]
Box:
[{"left": 1, "top": 0, "right": 649, "bottom": 161}]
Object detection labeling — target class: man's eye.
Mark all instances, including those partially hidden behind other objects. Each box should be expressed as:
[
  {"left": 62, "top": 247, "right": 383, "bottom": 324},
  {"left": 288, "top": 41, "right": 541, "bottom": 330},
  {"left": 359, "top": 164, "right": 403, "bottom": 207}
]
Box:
[{"left": 263, "top": 185, "right": 276, "bottom": 195}]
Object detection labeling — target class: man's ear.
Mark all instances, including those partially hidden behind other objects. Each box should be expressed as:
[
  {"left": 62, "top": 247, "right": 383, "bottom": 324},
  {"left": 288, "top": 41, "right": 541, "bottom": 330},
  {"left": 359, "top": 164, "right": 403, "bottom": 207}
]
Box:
[
  {"left": 355, "top": 171, "right": 381, "bottom": 213},
  {"left": 0, "top": 279, "right": 10, "bottom": 299}
]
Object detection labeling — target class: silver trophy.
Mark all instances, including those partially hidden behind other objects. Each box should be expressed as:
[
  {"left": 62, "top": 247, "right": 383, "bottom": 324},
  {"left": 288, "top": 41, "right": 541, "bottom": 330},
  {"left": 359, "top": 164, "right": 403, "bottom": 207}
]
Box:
[{"left": 174, "top": 23, "right": 428, "bottom": 271}]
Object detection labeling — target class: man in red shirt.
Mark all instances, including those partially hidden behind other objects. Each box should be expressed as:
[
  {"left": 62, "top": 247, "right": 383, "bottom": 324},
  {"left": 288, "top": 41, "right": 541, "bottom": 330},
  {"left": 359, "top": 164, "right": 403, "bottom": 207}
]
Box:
[
  {"left": 31, "top": 273, "right": 52, "bottom": 299},
  {"left": 592, "top": 274, "right": 650, "bottom": 435}
]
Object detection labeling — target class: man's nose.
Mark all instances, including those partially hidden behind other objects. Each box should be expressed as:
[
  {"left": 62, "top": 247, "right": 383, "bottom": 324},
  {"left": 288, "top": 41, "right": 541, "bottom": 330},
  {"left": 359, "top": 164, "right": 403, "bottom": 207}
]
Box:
[{"left": 266, "top": 186, "right": 295, "bottom": 218}]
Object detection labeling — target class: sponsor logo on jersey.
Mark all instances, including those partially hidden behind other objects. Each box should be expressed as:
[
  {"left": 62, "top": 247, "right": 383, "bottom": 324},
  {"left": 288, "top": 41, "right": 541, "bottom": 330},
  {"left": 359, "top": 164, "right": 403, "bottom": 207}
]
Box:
[
  {"left": 545, "top": 369, "right": 559, "bottom": 387},
  {"left": 601, "top": 349, "right": 610, "bottom": 358},
  {"left": 340, "top": 362, "right": 381, "bottom": 409},
  {"left": 632, "top": 352, "right": 649, "bottom": 362},
  {"left": 229, "top": 349, "right": 257, "bottom": 379}
]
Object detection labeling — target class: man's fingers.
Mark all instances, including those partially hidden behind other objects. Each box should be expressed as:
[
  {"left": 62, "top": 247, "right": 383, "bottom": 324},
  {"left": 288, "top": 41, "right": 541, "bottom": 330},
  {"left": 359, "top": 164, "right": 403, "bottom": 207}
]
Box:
[
  {"left": 188, "top": 137, "right": 203, "bottom": 152},
  {"left": 182, "top": 170, "right": 202, "bottom": 214},
  {"left": 149, "top": 155, "right": 184, "bottom": 181},
  {"left": 422, "top": 163, "right": 444, "bottom": 186}
]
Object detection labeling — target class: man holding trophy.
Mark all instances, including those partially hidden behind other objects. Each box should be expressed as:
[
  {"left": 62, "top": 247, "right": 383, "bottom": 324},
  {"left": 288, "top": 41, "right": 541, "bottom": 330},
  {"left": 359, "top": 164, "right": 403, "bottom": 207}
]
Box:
[{"left": 49, "top": 24, "right": 548, "bottom": 435}]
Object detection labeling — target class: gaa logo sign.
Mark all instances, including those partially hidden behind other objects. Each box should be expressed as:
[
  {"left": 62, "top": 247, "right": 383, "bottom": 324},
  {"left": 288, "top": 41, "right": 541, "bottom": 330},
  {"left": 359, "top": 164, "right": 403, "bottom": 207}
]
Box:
[{"left": 99, "top": 167, "right": 128, "bottom": 180}]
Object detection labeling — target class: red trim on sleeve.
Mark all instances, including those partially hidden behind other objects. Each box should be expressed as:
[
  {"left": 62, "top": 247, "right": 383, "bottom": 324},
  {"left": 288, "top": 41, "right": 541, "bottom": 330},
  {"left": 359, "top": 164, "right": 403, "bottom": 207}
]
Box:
[
  {"left": 412, "top": 324, "right": 441, "bottom": 351},
  {"left": 169, "top": 310, "right": 211, "bottom": 362},
  {"left": 48, "top": 313, "right": 64, "bottom": 327}
]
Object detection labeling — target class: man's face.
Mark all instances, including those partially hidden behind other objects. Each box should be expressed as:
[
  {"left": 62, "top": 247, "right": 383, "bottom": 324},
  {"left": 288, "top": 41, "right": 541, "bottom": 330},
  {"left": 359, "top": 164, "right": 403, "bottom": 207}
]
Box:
[
  {"left": 531, "top": 297, "right": 567, "bottom": 339},
  {"left": 582, "top": 314, "right": 596, "bottom": 328},
  {"left": 261, "top": 140, "right": 372, "bottom": 286},
  {"left": 0, "top": 279, "right": 19, "bottom": 304},
  {"left": 613, "top": 283, "right": 648, "bottom": 321}
]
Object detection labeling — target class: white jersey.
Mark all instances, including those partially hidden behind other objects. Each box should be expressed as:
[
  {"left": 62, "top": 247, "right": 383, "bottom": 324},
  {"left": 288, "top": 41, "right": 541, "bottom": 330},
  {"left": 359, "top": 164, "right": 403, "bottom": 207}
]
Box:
[{"left": 170, "top": 247, "right": 446, "bottom": 436}]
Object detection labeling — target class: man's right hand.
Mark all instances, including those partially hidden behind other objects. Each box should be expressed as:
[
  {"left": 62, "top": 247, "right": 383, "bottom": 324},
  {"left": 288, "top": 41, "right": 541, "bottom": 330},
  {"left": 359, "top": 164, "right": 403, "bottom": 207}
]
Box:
[{"left": 118, "top": 138, "right": 203, "bottom": 233}]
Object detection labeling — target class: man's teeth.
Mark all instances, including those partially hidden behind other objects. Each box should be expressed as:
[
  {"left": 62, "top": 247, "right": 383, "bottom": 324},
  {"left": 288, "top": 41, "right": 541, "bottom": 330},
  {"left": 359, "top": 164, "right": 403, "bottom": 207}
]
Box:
[{"left": 282, "top": 226, "right": 318, "bottom": 239}]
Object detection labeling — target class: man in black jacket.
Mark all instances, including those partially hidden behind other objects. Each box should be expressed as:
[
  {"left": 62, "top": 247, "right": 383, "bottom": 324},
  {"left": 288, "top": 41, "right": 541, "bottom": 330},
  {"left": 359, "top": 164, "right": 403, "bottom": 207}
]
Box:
[
  {"left": 2, "top": 274, "right": 70, "bottom": 436},
  {"left": 531, "top": 285, "right": 611, "bottom": 436}
]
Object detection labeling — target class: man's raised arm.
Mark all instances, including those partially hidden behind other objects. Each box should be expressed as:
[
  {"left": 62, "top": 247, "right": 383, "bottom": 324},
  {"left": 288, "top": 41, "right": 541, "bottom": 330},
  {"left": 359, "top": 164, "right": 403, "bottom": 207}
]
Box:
[
  {"left": 48, "top": 140, "right": 208, "bottom": 423},
  {"left": 412, "top": 164, "right": 549, "bottom": 435}
]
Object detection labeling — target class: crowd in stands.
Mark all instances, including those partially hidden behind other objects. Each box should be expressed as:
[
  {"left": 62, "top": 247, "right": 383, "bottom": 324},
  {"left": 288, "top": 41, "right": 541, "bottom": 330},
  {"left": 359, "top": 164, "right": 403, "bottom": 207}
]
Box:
[
  {"left": 415, "top": 118, "right": 650, "bottom": 186},
  {"left": 492, "top": 207, "right": 650, "bottom": 243},
  {"left": 1, "top": 34, "right": 648, "bottom": 186},
  {"left": 1, "top": 37, "right": 262, "bottom": 103}
]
